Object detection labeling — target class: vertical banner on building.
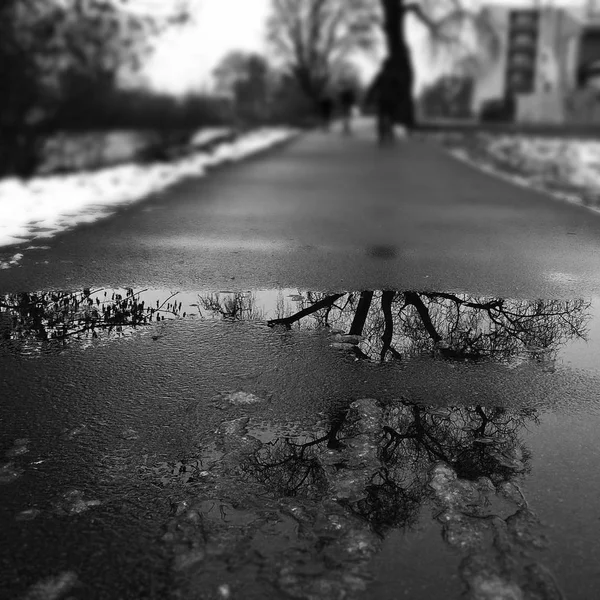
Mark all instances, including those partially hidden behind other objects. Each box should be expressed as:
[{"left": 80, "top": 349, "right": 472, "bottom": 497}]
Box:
[{"left": 505, "top": 10, "right": 540, "bottom": 95}]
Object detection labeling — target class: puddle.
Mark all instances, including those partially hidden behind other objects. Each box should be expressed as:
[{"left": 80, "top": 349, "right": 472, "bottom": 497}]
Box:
[
  {"left": 1, "top": 286, "right": 600, "bottom": 598},
  {"left": 1, "top": 287, "right": 598, "bottom": 374},
  {"left": 366, "top": 245, "right": 398, "bottom": 260},
  {"left": 165, "top": 399, "right": 566, "bottom": 600}
]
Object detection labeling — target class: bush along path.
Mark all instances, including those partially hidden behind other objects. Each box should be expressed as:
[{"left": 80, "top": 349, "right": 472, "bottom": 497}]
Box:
[{"left": 157, "top": 397, "right": 560, "bottom": 600}]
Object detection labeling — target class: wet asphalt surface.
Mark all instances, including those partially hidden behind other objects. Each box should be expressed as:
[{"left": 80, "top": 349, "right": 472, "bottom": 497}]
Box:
[
  {"left": 2, "top": 123, "right": 600, "bottom": 600},
  {"left": 2, "top": 122, "right": 600, "bottom": 297}
]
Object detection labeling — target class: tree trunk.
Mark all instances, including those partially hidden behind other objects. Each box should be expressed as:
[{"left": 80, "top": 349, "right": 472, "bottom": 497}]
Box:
[
  {"left": 404, "top": 292, "right": 441, "bottom": 343},
  {"left": 380, "top": 291, "right": 395, "bottom": 361},
  {"left": 380, "top": 0, "right": 416, "bottom": 129},
  {"left": 349, "top": 291, "right": 374, "bottom": 337}
]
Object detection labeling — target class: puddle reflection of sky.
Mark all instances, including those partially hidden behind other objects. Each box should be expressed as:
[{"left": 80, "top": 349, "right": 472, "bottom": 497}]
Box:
[{"left": 1, "top": 287, "right": 599, "bottom": 377}]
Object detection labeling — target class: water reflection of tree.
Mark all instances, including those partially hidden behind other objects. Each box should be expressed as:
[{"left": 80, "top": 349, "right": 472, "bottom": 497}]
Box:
[
  {"left": 244, "top": 398, "right": 534, "bottom": 537},
  {"left": 176, "top": 398, "right": 555, "bottom": 598},
  {"left": 268, "top": 291, "right": 590, "bottom": 364},
  {"left": 0, "top": 288, "right": 183, "bottom": 344},
  {"left": 197, "top": 292, "right": 266, "bottom": 322},
  {"left": 379, "top": 402, "right": 534, "bottom": 483},
  {"left": 171, "top": 396, "right": 557, "bottom": 597},
  {"left": 245, "top": 410, "right": 347, "bottom": 501},
  {"left": 196, "top": 290, "right": 351, "bottom": 325}
]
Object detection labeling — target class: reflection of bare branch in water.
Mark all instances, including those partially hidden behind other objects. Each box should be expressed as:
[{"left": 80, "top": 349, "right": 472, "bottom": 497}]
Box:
[
  {"left": 183, "top": 398, "right": 554, "bottom": 600},
  {"left": 0, "top": 288, "right": 183, "bottom": 345},
  {"left": 266, "top": 293, "right": 345, "bottom": 329},
  {"left": 380, "top": 402, "right": 535, "bottom": 483},
  {"left": 413, "top": 294, "right": 590, "bottom": 362},
  {"left": 354, "top": 468, "right": 422, "bottom": 535},
  {"left": 349, "top": 291, "right": 374, "bottom": 336},
  {"left": 243, "top": 399, "right": 535, "bottom": 538},
  {"left": 246, "top": 437, "right": 328, "bottom": 499},
  {"left": 380, "top": 291, "right": 402, "bottom": 361},
  {"left": 274, "top": 290, "right": 287, "bottom": 322},
  {"left": 244, "top": 412, "right": 347, "bottom": 500},
  {"left": 269, "top": 290, "right": 591, "bottom": 364},
  {"left": 197, "top": 292, "right": 265, "bottom": 321}
]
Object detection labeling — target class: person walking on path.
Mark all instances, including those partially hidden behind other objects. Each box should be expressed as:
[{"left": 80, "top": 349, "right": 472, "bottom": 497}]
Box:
[
  {"left": 339, "top": 87, "right": 357, "bottom": 135},
  {"left": 318, "top": 95, "right": 334, "bottom": 132}
]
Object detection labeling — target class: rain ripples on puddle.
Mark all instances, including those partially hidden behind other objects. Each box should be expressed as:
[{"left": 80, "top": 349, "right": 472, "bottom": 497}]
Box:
[{"left": 1, "top": 286, "right": 600, "bottom": 599}]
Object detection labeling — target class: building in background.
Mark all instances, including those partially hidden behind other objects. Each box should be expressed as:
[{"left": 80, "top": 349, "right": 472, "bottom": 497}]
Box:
[
  {"left": 471, "top": 1, "right": 600, "bottom": 123},
  {"left": 578, "top": 0, "right": 600, "bottom": 87}
]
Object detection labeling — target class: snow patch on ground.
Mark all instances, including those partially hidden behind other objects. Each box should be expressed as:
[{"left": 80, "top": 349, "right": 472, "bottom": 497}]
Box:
[
  {"left": 486, "top": 135, "right": 600, "bottom": 192},
  {"left": 0, "top": 127, "right": 298, "bottom": 266},
  {"left": 0, "top": 254, "right": 24, "bottom": 271},
  {"left": 432, "top": 133, "right": 600, "bottom": 214},
  {"left": 189, "top": 128, "right": 233, "bottom": 148}
]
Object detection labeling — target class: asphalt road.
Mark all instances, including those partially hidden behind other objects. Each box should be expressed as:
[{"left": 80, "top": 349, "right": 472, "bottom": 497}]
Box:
[
  {"left": 2, "top": 120, "right": 600, "bottom": 298},
  {"left": 3, "top": 120, "right": 600, "bottom": 600}
]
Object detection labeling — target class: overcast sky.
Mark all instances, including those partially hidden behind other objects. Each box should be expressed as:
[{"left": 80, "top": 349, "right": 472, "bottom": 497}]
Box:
[
  {"left": 143, "top": 0, "right": 272, "bottom": 93},
  {"left": 141, "top": 0, "right": 586, "bottom": 95}
]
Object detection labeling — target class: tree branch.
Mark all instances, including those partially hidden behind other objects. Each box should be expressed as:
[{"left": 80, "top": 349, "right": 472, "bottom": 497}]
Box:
[
  {"left": 268, "top": 293, "right": 346, "bottom": 329},
  {"left": 349, "top": 291, "right": 374, "bottom": 336},
  {"left": 404, "top": 292, "right": 442, "bottom": 343},
  {"left": 380, "top": 290, "right": 395, "bottom": 361}
]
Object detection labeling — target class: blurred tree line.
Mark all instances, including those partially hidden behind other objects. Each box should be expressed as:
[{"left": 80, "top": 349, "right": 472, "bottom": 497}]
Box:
[
  {"left": 0, "top": 0, "right": 220, "bottom": 178},
  {"left": 56, "top": 89, "right": 233, "bottom": 131},
  {"left": 266, "top": 0, "right": 500, "bottom": 128},
  {"left": 212, "top": 50, "right": 364, "bottom": 127},
  {"left": 0, "top": 0, "right": 502, "bottom": 178}
]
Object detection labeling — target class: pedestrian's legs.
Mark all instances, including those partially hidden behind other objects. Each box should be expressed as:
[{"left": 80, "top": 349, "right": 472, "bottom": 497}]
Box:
[
  {"left": 377, "top": 112, "right": 394, "bottom": 146},
  {"left": 385, "top": 115, "right": 395, "bottom": 144},
  {"left": 342, "top": 108, "right": 352, "bottom": 135},
  {"left": 377, "top": 112, "right": 386, "bottom": 146}
]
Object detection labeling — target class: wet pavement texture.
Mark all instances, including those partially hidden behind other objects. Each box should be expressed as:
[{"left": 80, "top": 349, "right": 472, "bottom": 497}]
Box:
[
  {"left": 2, "top": 287, "right": 600, "bottom": 599},
  {"left": 4, "top": 128, "right": 600, "bottom": 299}
]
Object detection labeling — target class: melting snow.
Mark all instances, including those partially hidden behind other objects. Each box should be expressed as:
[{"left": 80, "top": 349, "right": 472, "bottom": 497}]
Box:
[
  {"left": 486, "top": 136, "right": 600, "bottom": 190},
  {"left": 0, "top": 127, "right": 298, "bottom": 266},
  {"left": 442, "top": 134, "right": 600, "bottom": 213}
]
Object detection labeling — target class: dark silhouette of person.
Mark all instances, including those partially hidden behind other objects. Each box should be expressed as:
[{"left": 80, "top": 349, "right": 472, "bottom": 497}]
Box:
[
  {"left": 318, "top": 95, "right": 334, "bottom": 131},
  {"left": 339, "top": 86, "right": 357, "bottom": 134},
  {"left": 366, "top": 58, "right": 405, "bottom": 146}
]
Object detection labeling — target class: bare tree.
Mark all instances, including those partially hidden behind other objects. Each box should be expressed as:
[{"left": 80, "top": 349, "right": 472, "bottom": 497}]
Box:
[
  {"left": 266, "top": 0, "right": 500, "bottom": 128},
  {"left": 375, "top": 0, "right": 500, "bottom": 128},
  {"left": 212, "top": 51, "right": 273, "bottom": 122},
  {"left": 266, "top": 0, "right": 377, "bottom": 105}
]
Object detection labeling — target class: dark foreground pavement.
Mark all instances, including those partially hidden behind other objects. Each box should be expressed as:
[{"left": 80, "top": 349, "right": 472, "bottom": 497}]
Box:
[
  {"left": 3, "top": 120, "right": 600, "bottom": 600},
  {"left": 1, "top": 120, "right": 600, "bottom": 297}
]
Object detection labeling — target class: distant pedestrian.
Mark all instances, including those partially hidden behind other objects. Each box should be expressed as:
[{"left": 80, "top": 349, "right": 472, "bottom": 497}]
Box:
[
  {"left": 339, "top": 87, "right": 357, "bottom": 135},
  {"left": 318, "top": 95, "right": 334, "bottom": 131}
]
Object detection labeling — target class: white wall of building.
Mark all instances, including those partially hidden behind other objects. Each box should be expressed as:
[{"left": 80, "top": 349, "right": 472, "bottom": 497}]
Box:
[{"left": 471, "top": 5, "right": 511, "bottom": 115}]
